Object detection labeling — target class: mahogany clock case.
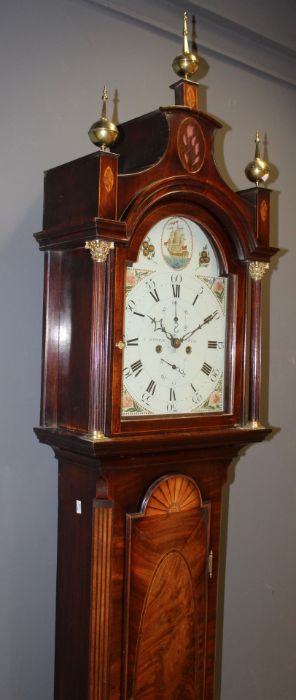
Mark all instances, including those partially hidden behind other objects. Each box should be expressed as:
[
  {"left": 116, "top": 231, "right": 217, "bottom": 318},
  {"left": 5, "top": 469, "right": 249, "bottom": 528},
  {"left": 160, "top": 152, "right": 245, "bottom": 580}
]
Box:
[{"left": 34, "top": 98, "right": 276, "bottom": 700}]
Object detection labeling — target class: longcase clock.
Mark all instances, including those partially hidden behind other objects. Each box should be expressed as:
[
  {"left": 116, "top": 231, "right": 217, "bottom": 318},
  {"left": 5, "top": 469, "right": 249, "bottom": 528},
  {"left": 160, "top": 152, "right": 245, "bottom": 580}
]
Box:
[{"left": 34, "top": 15, "right": 277, "bottom": 700}]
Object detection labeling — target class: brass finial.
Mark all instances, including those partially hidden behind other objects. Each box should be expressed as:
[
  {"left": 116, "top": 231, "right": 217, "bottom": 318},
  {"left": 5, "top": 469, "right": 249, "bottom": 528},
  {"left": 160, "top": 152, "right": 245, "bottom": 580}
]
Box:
[
  {"left": 245, "top": 130, "right": 270, "bottom": 187},
  {"left": 172, "top": 12, "right": 199, "bottom": 79},
  {"left": 101, "top": 85, "right": 108, "bottom": 118},
  {"left": 183, "top": 10, "right": 190, "bottom": 54},
  {"left": 88, "top": 85, "right": 119, "bottom": 150}
]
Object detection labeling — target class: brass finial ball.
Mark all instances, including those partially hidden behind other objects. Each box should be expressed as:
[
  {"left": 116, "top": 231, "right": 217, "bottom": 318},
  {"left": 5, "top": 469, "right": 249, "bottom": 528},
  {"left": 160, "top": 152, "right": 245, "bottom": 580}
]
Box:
[
  {"left": 172, "top": 11, "right": 199, "bottom": 79},
  {"left": 88, "top": 85, "right": 119, "bottom": 150},
  {"left": 245, "top": 131, "right": 270, "bottom": 187}
]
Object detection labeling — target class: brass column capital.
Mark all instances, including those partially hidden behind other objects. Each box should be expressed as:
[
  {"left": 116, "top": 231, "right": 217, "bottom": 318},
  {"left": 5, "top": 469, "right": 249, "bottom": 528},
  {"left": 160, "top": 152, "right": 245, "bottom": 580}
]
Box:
[
  {"left": 85, "top": 239, "right": 114, "bottom": 263},
  {"left": 249, "top": 261, "right": 269, "bottom": 281}
]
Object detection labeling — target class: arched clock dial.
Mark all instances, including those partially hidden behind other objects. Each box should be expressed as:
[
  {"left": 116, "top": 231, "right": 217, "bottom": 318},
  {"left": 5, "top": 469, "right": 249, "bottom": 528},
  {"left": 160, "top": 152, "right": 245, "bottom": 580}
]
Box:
[{"left": 121, "top": 217, "right": 228, "bottom": 417}]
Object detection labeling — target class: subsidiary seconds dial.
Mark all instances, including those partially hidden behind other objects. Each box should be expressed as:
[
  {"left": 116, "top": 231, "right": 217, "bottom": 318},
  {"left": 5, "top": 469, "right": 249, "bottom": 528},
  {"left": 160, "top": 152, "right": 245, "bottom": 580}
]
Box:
[{"left": 121, "top": 271, "right": 227, "bottom": 416}]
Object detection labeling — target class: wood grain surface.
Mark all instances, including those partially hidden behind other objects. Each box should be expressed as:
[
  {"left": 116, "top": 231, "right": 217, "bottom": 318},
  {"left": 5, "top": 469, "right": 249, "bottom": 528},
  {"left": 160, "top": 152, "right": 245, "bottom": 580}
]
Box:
[{"left": 124, "top": 475, "right": 210, "bottom": 699}]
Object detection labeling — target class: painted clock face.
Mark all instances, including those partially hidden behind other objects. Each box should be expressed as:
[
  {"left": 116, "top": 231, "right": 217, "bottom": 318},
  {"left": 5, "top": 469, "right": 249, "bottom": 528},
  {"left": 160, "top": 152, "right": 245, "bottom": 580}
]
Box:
[{"left": 121, "top": 217, "right": 228, "bottom": 417}]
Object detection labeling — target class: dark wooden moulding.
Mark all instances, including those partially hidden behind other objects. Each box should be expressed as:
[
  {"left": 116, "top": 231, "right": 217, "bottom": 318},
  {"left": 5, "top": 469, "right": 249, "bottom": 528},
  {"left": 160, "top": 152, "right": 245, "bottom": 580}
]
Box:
[{"left": 34, "top": 85, "right": 277, "bottom": 699}]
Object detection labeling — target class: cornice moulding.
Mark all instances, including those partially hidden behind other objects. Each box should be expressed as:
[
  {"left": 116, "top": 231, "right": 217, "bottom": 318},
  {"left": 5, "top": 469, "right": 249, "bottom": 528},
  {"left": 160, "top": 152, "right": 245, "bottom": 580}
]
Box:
[{"left": 84, "top": 0, "right": 296, "bottom": 87}]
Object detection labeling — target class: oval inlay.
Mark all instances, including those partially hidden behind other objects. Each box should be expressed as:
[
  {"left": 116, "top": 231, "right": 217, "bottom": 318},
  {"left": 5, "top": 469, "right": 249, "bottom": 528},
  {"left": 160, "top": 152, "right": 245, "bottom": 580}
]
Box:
[
  {"left": 103, "top": 165, "right": 114, "bottom": 193},
  {"left": 185, "top": 84, "right": 197, "bottom": 109},
  {"left": 260, "top": 199, "right": 268, "bottom": 223},
  {"left": 177, "top": 118, "right": 205, "bottom": 173},
  {"left": 133, "top": 551, "right": 197, "bottom": 699}
]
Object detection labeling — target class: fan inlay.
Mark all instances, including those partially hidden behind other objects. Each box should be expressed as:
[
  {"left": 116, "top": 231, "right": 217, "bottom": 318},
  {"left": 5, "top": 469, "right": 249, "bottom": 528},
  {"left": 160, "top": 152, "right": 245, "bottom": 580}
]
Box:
[{"left": 143, "top": 475, "right": 201, "bottom": 517}]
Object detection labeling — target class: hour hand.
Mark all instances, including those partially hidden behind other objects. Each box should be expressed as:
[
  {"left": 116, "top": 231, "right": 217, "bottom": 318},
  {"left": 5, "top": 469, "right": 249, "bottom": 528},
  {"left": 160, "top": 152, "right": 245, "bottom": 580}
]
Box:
[
  {"left": 160, "top": 319, "right": 174, "bottom": 340},
  {"left": 147, "top": 315, "right": 164, "bottom": 332},
  {"left": 147, "top": 314, "right": 161, "bottom": 329},
  {"left": 148, "top": 316, "right": 173, "bottom": 340},
  {"left": 147, "top": 314, "right": 157, "bottom": 325}
]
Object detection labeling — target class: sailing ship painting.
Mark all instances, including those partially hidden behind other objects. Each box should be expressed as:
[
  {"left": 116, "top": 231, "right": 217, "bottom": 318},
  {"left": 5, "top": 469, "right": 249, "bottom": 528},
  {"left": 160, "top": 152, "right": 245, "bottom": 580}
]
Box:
[{"left": 161, "top": 217, "right": 193, "bottom": 270}]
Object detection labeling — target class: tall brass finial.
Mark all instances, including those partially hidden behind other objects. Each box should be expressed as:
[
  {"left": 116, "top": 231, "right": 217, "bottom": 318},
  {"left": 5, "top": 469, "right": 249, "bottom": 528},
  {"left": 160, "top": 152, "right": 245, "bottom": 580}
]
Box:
[
  {"left": 88, "top": 85, "right": 119, "bottom": 150},
  {"left": 183, "top": 11, "right": 190, "bottom": 54},
  {"left": 101, "top": 84, "right": 108, "bottom": 119},
  {"left": 172, "top": 11, "right": 199, "bottom": 79},
  {"left": 245, "top": 130, "right": 270, "bottom": 187}
]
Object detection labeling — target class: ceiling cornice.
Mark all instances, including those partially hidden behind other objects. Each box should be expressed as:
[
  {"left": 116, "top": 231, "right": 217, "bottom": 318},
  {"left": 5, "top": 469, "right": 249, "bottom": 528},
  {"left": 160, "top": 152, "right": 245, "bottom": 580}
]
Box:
[{"left": 83, "top": 0, "right": 296, "bottom": 87}]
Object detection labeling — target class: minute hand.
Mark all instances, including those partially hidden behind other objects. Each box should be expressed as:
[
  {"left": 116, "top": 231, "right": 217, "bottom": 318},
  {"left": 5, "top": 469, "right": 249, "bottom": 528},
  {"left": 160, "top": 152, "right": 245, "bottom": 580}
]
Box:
[{"left": 181, "top": 311, "right": 219, "bottom": 341}]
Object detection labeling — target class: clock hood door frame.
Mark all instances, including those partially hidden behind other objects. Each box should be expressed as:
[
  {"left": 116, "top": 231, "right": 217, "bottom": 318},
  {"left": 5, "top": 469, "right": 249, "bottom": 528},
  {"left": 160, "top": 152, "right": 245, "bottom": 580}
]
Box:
[{"left": 108, "top": 196, "right": 247, "bottom": 437}]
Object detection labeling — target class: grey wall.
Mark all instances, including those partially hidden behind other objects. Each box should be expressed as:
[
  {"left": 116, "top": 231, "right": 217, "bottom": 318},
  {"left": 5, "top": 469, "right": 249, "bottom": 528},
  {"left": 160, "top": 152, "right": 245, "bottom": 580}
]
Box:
[{"left": 0, "top": 1, "right": 295, "bottom": 698}]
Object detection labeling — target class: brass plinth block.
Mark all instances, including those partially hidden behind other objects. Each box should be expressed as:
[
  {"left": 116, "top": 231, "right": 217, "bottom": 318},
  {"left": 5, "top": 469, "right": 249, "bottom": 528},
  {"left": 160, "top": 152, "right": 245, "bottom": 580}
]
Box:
[
  {"left": 82, "top": 430, "right": 109, "bottom": 442},
  {"left": 242, "top": 420, "right": 267, "bottom": 430},
  {"left": 85, "top": 239, "right": 114, "bottom": 263},
  {"left": 249, "top": 261, "right": 269, "bottom": 281},
  {"left": 91, "top": 430, "right": 106, "bottom": 440}
]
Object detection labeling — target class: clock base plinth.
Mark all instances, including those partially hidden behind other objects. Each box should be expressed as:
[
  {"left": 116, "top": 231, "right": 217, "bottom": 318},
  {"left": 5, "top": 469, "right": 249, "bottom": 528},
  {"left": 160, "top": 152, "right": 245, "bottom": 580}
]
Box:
[{"left": 35, "top": 428, "right": 272, "bottom": 700}]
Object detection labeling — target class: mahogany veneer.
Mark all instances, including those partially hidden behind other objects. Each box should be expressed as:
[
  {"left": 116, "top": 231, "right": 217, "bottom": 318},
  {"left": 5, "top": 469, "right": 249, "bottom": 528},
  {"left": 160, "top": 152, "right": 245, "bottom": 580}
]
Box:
[{"left": 35, "top": 82, "right": 276, "bottom": 699}]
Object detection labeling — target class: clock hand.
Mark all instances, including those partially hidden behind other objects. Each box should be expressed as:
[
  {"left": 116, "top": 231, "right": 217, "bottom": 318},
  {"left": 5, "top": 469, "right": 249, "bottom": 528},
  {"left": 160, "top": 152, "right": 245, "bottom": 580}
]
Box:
[
  {"left": 146, "top": 315, "right": 168, "bottom": 331},
  {"left": 160, "top": 359, "right": 185, "bottom": 376},
  {"left": 148, "top": 317, "right": 186, "bottom": 349},
  {"left": 173, "top": 300, "right": 179, "bottom": 333},
  {"left": 181, "top": 311, "right": 219, "bottom": 341},
  {"left": 159, "top": 319, "right": 174, "bottom": 341},
  {"left": 147, "top": 316, "right": 175, "bottom": 341},
  {"left": 174, "top": 300, "right": 178, "bottom": 323},
  {"left": 159, "top": 320, "right": 184, "bottom": 349},
  {"left": 147, "top": 315, "right": 163, "bottom": 331}
]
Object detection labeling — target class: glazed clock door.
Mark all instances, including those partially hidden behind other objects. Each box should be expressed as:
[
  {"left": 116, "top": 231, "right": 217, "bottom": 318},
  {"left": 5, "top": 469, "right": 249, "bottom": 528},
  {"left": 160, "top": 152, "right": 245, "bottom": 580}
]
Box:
[
  {"left": 110, "top": 210, "right": 243, "bottom": 435},
  {"left": 123, "top": 474, "right": 211, "bottom": 700}
]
